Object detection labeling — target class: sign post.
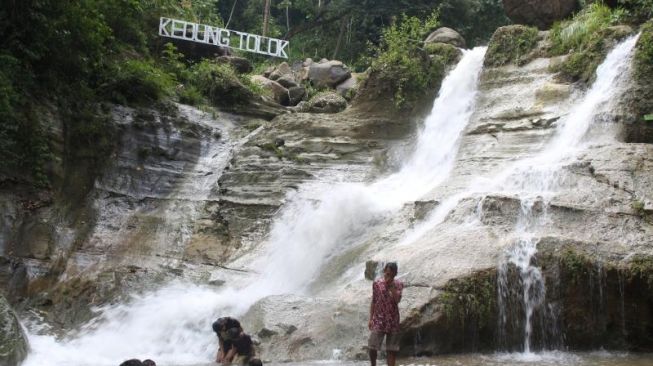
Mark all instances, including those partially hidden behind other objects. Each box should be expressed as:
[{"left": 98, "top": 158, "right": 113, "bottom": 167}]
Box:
[{"left": 158, "top": 17, "right": 289, "bottom": 59}]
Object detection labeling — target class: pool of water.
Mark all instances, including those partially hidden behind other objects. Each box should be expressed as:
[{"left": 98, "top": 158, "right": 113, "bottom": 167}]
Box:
[{"left": 181, "top": 352, "right": 653, "bottom": 366}]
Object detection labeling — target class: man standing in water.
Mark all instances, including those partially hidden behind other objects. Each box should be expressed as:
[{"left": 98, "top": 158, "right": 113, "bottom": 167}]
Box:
[{"left": 368, "top": 262, "right": 403, "bottom": 366}]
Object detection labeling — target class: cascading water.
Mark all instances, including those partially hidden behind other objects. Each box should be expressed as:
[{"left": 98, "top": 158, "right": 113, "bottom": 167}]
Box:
[
  {"left": 21, "top": 48, "right": 487, "bottom": 366},
  {"left": 399, "top": 34, "right": 641, "bottom": 355},
  {"left": 492, "top": 34, "right": 641, "bottom": 353}
]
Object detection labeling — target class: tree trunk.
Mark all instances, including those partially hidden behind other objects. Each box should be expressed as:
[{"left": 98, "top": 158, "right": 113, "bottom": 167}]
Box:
[
  {"left": 226, "top": 0, "right": 238, "bottom": 28},
  {"left": 332, "top": 15, "right": 348, "bottom": 60},
  {"left": 263, "top": 0, "right": 271, "bottom": 37}
]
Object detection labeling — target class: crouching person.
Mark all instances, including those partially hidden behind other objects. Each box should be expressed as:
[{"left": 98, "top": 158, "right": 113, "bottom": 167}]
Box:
[{"left": 224, "top": 328, "right": 254, "bottom": 365}]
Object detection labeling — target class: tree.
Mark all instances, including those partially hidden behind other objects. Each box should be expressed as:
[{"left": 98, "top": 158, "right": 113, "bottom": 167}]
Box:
[{"left": 263, "top": 0, "right": 271, "bottom": 36}]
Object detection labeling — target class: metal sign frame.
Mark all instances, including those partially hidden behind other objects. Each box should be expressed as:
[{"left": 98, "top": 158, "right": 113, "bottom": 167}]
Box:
[{"left": 159, "top": 17, "right": 289, "bottom": 59}]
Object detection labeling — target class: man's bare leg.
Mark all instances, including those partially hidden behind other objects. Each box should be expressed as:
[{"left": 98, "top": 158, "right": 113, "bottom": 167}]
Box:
[
  {"left": 369, "top": 349, "right": 377, "bottom": 366},
  {"left": 387, "top": 351, "right": 397, "bottom": 366}
]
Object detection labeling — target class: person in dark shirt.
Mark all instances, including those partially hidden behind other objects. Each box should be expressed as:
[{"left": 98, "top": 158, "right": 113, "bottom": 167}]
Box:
[
  {"left": 119, "top": 360, "right": 143, "bottom": 366},
  {"left": 224, "top": 328, "right": 254, "bottom": 365},
  {"left": 212, "top": 317, "right": 243, "bottom": 363}
]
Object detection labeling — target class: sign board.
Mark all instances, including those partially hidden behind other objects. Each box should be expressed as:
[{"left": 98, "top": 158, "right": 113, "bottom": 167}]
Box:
[
  {"left": 159, "top": 17, "right": 289, "bottom": 59},
  {"left": 644, "top": 114, "right": 653, "bottom": 122}
]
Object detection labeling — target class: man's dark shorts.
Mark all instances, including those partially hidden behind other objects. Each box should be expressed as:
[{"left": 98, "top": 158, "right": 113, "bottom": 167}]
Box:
[{"left": 368, "top": 331, "right": 400, "bottom": 352}]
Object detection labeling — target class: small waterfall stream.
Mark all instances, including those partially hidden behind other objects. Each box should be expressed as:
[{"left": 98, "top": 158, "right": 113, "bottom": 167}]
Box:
[{"left": 494, "top": 34, "right": 640, "bottom": 353}]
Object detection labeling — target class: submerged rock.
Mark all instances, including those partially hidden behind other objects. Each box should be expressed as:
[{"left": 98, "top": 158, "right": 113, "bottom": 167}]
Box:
[{"left": 0, "top": 295, "right": 29, "bottom": 366}]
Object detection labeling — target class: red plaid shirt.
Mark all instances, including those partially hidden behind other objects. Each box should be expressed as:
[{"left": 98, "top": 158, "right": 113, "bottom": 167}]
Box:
[{"left": 370, "top": 278, "right": 403, "bottom": 333}]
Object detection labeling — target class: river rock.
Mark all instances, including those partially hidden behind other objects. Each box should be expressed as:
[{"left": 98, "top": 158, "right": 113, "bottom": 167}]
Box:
[
  {"left": 287, "top": 86, "right": 306, "bottom": 106},
  {"left": 276, "top": 74, "right": 299, "bottom": 89},
  {"left": 0, "top": 295, "right": 29, "bottom": 366},
  {"left": 251, "top": 75, "right": 289, "bottom": 105},
  {"left": 304, "top": 92, "right": 347, "bottom": 113},
  {"left": 425, "top": 27, "right": 466, "bottom": 48},
  {"left": 502, "top": 0, "right": 579, "bottom": 29},
  {"left": 269, "top": 62, "right": 293, "bottom": 81},
  {"left": 335, "top": 75, "right": 358, "bottom": 100},
  {"left": 308, "top": 61, "right": 351, "bottom": 88}
]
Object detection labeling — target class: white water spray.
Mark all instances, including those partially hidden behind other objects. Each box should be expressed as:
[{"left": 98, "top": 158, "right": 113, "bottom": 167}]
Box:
[{"left": 22, "top": 48, "right": 487, "bottom": 366}]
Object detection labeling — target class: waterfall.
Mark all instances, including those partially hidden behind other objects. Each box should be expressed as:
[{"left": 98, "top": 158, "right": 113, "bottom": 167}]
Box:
[
  {"left": 21, "top": 48, "right": 487, "bottom": 366},
  {"left": 493, "top": 34, "right": 641, "bottom": 353}
]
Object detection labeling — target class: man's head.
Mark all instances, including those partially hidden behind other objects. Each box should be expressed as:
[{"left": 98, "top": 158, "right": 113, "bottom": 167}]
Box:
[
  {"left": 119, "top": 360, "right": 143, "bottom": 366},
  {"left": 212, "top": 317, "right": 226, "bottom": 335},
  {"left": 142, "top": 360, "right": 156, "bottom": 366},
  {"left": 383, "top": 262, "right": 398, "bottom": 282}
]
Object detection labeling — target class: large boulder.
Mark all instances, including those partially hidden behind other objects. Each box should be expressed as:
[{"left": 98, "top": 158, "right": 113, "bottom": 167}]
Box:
[
  {"left": 308, "top": 60, "right": 351, "bottom": 88},
  {"left": 0, "top": 295, "right": 29, "bottom": 366},
  {"left": 287, "top": 86, "right": 306, "bottom": 106},
  {"left": 502, "top": 0, "right": 579, "bottom": 29},
  {"left": 335, "top": 74, "right": 360, "bottom": 100},
  {"left": 424, "top": 27, "right": 466, "bottom": 48},
  {"left": 304, "top": 92, "right": 347, "bottom": 113},
  {"left": 269, "top": 62, "right": 293, "bottom": 81},
  {"left": 251, "top": 75, "right": 289, "bottom": 105}
]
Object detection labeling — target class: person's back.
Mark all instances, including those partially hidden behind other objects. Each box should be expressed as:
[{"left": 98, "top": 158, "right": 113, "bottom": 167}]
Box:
[{"left": 227, "top": 328, "right": 254, "bottom": 365}]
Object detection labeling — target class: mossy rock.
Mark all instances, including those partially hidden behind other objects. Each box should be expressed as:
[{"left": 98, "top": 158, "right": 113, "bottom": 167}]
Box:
[
  {"left": 305, "top": 91, "right": 347, "bottom": 114},
  {"left": 551, "top": 25, "right": 633, "bottom": 84},
  {"left": 0, "top": 295, "right": 29, "bottom": 366},
  {"left": 484, "top": 25, "right": 539, "bottom": 67},
  {"left": 354, "top": 44, "right": 460, "bottom": 115},
  {"left": 625, "top": 21, "right": 653, "bottom": 142}
]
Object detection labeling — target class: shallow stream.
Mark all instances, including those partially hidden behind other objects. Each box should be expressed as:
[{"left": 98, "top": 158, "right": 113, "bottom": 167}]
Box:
[{"left": 183, "top": 352, "right": 653, "bottom": 366}]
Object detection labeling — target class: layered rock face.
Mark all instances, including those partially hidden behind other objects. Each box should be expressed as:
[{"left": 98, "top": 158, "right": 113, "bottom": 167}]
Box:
[
  {"left": 502, "top": 0, "right": 579, "bottom": 29},
  {"left": 0, "top": 294, "right": 28, "bottom": 366}
]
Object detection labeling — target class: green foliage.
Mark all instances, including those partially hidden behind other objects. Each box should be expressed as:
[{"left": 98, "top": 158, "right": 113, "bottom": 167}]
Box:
[
  {"left": 177, "top": 85, "right": 206, "bottom": 106},
  {"left": 628, "top": 255, "right": 653, "bottom": 288},
  {"left": 484, "top": 25, "right": 539, "bottom": 67},
  {"left": 635, "top": 21, "right": 653, "bottom": 76},
  {"left": 439, "top": 270, "right": 497, "bottom": 328},
  {"left": 439, "top": 0, "right": 510, "bottom": 46},
  {"left": 187, "top": 61, "right": 254, "bottom": 106},
  {"left": 616, "top": 0, "right": 653, "bottom": 23},
  {"left": 550, "top": 3, "right": 626, "bottom": 56},
  {"left": 548, "top": 4, "right": 633, "bottom": 83},
  {"left": 102, "top": 60, "right": 176, "bottom": 105},
  {"left": 370, "top": 12, "right": 443, "bottom": 108}
]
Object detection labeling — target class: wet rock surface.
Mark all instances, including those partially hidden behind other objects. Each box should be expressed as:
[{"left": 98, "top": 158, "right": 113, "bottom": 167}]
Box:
[{"left": 0, "top": 294, "right": 29, "bottom": 366}]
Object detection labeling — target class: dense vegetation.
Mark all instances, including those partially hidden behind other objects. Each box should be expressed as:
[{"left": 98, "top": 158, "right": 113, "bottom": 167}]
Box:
[
  {"left": 549, "top": 3, "right": 631, "bottom": 83},
  {"left": 2, "top": 0, "right": 652, "bottom": 187},
  {"left": 0, "top": 0, "right": 509, "bottom": 188}
]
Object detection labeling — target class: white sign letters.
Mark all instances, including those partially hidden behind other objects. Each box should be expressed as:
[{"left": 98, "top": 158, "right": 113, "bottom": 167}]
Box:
[{"left": 159, "top": 17, "right": 289, "bottom": 59}]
